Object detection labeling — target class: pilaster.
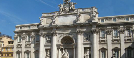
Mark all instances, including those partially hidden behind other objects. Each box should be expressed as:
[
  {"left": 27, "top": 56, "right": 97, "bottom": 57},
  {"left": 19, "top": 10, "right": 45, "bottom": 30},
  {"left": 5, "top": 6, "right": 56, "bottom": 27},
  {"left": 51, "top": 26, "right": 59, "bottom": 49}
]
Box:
[
  {"left": 119, "top": 28, "right": 125, "bottom": 58},
  {"left": 13, "top": 34, "right": 18, "bottom": 58},
  {"left": 31, "top": 32, "right": 36, "bottom": 58},
  {"left": 51, "top": 33, "right": 57, "bottom": 58},
  {"left": 39, "top": 32, "right": 46, "bottom": 58},
  {"left": 76, "top": 30, "right": 83, "bottom": 58},
  {"left": 106, "top": 29, "right": 112, "bottom": 58}
]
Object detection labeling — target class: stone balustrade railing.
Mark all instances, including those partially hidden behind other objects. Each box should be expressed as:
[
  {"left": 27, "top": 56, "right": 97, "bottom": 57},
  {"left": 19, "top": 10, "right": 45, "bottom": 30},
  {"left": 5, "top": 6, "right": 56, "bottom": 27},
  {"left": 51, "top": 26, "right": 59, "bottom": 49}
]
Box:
[
  {"left": 98, "top": 15, "right": 134, "bottom": 23},
  {"left": 15, "top": 23, "right": 39, "bottom": 31}
]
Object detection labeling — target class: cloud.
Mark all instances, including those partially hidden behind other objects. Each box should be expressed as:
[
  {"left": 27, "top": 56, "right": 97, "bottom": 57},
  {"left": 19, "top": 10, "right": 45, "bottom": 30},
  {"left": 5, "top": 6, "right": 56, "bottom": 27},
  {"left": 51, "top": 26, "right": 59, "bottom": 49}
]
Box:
[
  {"left": 0, "top": 10, "right": 29, "bottom": 24},
  {"left": 39, "top": 0, "right": 58, "bottom": 9}
]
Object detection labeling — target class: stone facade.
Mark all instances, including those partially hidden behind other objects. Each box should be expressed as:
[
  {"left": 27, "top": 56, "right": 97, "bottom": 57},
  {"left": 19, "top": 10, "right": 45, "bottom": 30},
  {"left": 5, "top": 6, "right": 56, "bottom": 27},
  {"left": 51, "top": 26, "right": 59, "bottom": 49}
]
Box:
[{"left": 13, "top": 0, "right": 134, "bottom": 58}]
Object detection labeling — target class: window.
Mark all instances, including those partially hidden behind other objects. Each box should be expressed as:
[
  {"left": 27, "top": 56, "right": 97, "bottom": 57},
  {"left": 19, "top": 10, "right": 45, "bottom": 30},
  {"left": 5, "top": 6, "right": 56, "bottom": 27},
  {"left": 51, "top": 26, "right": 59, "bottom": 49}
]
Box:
[
  {"left": 113, "top": 18, "right": 116, "bottom": 22},
  {"left": 101, "top": 30, "right": 105, "bottom": 38},
  {"left": 101, "top": 51, "right": 106, "bottom": 58},
  {"left": 126, "top": 47, "right": 133, "bottom": 58},
  {"left": 36, "top": 35, "right": 40, "bottom": 42},
  {"left": 101, "top": 19, "right": 104, "bottom": 22},
  {"left": 115, "top": 51, "right": 119, "bottom": 58},
  {"left": 100, "top": 48, "right": 107, "bottom": 58},
  {"left": 126, "top": 17, "right": 129, "bottom": 21},
  {"left": 18, "top": 53, "right": 20, "bottom": 58},
  {"left": 35, "top": 53, "right": 39, "bottom": 58},
  {"left": 113, "top": 48, "right": 120, "bottom": 58},
  {"left": 18, "top": 36, "right": 21, "bottom": 42},
  {"left": 6, "top": 48, "right": 8, "bottom": 51},
  {"left": 113, "top": 29, "right": 118, "bottom": 37},
  {"left": 27, "top": 35, "right": 30, "bottom": 41},
  {"left": 27, "top": 53, "right": 29, "bottom": 58},
  {"left": 126, "top": 29, "right": 131, "bottom": 36}
]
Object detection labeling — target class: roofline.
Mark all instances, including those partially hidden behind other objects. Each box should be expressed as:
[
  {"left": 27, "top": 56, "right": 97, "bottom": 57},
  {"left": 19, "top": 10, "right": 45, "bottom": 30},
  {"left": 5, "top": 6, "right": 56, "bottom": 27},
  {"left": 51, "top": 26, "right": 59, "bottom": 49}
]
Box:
[
  {"left": 98, "top": 14, "right": 134, "bottom": 19},
  {"left": 16, "top": 23, "right": 39, "bottom": 27}
]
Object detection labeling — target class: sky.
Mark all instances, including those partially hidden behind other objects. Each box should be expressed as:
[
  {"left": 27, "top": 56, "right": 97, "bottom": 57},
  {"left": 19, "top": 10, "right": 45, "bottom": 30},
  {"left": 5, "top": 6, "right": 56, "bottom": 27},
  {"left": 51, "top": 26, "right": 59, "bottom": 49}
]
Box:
[{"left": 0, "top": 0, "right": 134, "bottom": 39}]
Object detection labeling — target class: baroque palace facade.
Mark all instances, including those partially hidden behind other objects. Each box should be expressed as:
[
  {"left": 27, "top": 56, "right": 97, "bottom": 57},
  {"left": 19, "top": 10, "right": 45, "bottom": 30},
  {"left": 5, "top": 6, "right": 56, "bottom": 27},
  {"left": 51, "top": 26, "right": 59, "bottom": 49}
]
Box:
[{"left": 13, "top": 0, "right": 134, "bottom": 58}]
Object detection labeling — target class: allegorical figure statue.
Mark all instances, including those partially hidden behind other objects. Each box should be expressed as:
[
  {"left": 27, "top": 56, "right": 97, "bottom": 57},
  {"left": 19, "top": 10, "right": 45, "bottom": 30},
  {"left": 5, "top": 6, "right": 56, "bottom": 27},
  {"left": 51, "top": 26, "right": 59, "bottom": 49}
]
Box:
[
  {"left": 62, "top": 49, "right": 69, "bottom": 58},
  {"left": 84, "top": 49, "right": 90, "bottom": 58},
  {"left": 45, "top": 50, "right": 50, "bottom": 58}
]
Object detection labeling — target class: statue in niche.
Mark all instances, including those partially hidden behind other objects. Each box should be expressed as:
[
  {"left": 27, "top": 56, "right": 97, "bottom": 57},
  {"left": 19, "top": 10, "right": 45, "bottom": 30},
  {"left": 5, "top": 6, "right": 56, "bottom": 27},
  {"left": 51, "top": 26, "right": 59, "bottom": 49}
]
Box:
[
  {"left": 62, "top": 49, "right": 69, "bottom": 58},
  {"left": 84, "top": 49, "right": 90, "bottom": 58},
  {"left": 46, "top": 50, "right": 50, "bottom": 58}
]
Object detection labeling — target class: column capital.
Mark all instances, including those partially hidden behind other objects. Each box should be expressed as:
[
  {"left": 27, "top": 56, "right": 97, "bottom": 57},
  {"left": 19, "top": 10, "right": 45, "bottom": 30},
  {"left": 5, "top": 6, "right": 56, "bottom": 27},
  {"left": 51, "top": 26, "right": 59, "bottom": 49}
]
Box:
[
  {"left": 76, "top": 30, "right": 83, "bottom": 35},
  {"left": 91, "top": 29, "right": 99, "bottom": 34},
  {"left": 21, "top": 33, "right": 27, "bottom": 40},
  {"left": 119, "top": 29, "right": 125, "bottom": 34},
  {"left": 39, "top": 32, "right": 46, "bottom": 37},
  {"left": 106, "top": 29, "right": 112, "bottom": 35}
]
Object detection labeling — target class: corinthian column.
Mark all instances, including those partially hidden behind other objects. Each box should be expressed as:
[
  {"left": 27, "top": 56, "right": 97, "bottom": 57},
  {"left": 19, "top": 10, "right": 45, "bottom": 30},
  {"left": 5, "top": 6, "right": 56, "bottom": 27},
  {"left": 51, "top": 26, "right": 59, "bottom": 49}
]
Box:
[
  {"left": 39, "top": 32, "right": 46, "bottom": 58},
  {"left": 21, "top": 33, "right": 27, "bottom": 58},
  {"left": 91, "top": 29, "right": 98, "bottom": 58},
  {"left": 76, "top": 30, "right": 83, "bottom": 58},
  {"left": 13, "top": 34, "right": 18, "bottom": 58},
  {"left": 51, "top": 33, "right": 57, "bottom": 58},
  {"left": 31, "top": 32, "right": 36, "bottom": 58},
  {"left": 106, "top": 29, "right": 112, "bottom": 58}
]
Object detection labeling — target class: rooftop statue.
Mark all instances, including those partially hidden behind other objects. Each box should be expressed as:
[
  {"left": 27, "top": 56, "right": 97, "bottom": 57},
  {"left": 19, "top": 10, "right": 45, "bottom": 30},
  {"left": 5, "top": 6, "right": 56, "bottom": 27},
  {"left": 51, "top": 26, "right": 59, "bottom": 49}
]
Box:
[{"left": 59, "top": 0, "right": 76, "bottom": 13}]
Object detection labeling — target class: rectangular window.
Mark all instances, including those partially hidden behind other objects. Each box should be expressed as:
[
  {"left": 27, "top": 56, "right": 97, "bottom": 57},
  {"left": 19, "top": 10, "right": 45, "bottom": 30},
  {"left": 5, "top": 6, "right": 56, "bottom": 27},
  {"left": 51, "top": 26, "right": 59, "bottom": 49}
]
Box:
[
  {"left": 113, "top": 18, "right": 116, "bottom": 22},
  {"left": 126, "top": 29, "right": 131, "bottom": 36},
  {"left": 113, "top": 30, "right": 118, "bottom": 37},
  {"left": 126, "top": 17, "right": 129, "bottom": 21},
  {"left": 127, "top": 49, "right": 133, "bottom": 58},
  {"left": 36, "top": 35, "right": 40, "bottom": 42},
  {"left": 101, "top": 19, "right": 104, "bottom": 22},
  {"left": 101, "top": 30, "right": 105, "bottom": 37},
  {"left": 101, "top": 51, "right": 106, "bottom": 58},
  {"left": 27, "top": 35, "right": 30, "bottom": 41},
  {"left": 18, "top": 36, "right": 21, "bottom": 42}
]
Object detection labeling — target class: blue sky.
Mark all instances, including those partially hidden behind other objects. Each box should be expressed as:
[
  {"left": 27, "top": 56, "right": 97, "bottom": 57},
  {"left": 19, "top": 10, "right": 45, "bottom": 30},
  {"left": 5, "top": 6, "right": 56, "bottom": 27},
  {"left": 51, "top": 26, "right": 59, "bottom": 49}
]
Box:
[{"left": 0, "top": 0, "right": 134, "bottom": 39}]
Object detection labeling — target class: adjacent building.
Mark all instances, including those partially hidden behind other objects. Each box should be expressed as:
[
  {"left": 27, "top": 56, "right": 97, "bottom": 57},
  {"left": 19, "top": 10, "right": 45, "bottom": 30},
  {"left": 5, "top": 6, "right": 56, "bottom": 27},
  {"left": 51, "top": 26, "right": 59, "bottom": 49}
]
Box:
[
  {"left": 13, "top": 0, "right": 134, "bottom": 58},
  {"left": 0, "top": 33, "right": 14, "bottom": 58}
]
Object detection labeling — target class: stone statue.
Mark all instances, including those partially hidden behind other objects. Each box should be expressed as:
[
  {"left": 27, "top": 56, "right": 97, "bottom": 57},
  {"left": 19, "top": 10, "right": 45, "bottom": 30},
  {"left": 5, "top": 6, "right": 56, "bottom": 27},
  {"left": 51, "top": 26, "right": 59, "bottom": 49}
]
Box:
[
  {"left": 70, "top": 2, "right": 76, "bottom": 10},
  {"left": 84, "top": 49, "right": 90, "bottom": 58},
  {"left": 62, "top": 49, "right": 69, "bottom": 58},
  {"left": 64, "top": 0, "right": 70, "bottom": 3},
  {"left": 59, "top": 4, "right": 64, "bottom": 13},
  {"left": 46, "top": 50, "right": 50, "bottom": 58}
]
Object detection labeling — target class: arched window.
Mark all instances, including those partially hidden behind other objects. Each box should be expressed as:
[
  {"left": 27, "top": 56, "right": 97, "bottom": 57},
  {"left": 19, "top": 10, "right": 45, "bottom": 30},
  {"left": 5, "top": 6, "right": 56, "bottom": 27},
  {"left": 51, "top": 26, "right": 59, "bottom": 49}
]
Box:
[
  {"left": 112, "top": 47, "right": 120, "bottom": 58},
  {"left": 61, "top": 36, "right": 74, "bottom": 44},
  {"left": 125, "top": 47, "right": 134, "bottom": 58},
  {"left": 100, "top": 48, "right": 107, "bottom": 58}
]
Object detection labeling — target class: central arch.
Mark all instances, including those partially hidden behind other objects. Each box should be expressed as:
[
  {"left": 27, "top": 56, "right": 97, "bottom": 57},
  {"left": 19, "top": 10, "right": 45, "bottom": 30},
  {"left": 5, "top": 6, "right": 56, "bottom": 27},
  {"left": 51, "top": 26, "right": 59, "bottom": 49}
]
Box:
[
  {"left": 59, "top": 36, "right": 75, "bottom": 58},
  {"left": 61, "top": 36, "right": 74, "bottom": 44}
]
